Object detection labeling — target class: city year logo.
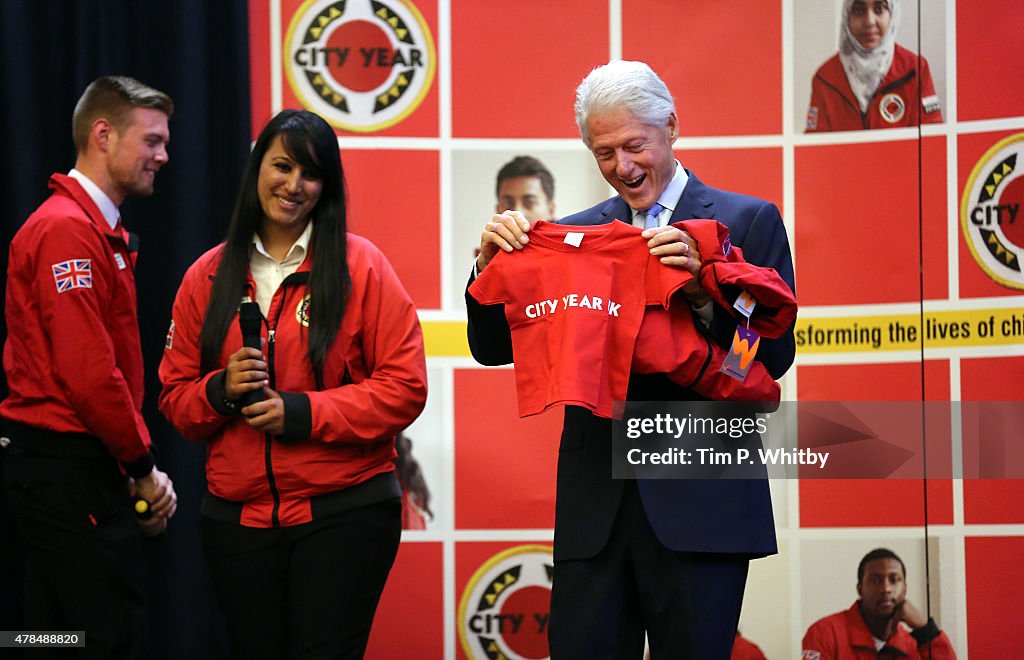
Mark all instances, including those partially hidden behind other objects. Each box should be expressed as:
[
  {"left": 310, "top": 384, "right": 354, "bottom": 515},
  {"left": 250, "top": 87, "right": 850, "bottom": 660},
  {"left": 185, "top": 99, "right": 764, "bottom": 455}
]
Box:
[
  {"left": 878, "top": 93, "right": 905, "bottom": 124},
  {"left": 284, "top": 0, "right": 435, "bottom": 133},
  {"left": 961, "top": 133, "right": 1024, "bottom": 289},
  {"left": 458, "top": 545, "right": 553, "bottom": 660},
  {"left": 295, "top": 294, "right": 311, "bottom": 327}
]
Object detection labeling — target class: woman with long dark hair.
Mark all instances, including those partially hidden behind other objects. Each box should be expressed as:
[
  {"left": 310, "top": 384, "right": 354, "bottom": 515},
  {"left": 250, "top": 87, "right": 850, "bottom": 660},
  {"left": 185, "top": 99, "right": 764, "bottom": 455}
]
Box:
[{"left": 159, "top": 109, "right": 427, "bottom": 658}]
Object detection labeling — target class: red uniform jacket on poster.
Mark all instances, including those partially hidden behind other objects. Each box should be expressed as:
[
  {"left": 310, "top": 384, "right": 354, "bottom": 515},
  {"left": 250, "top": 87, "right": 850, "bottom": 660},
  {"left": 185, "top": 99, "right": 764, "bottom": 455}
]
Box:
[
  {"left": 802, "top": 602, "right": 957, "bottom": 659},
  {"left": 468, "top": 219, "right": 795, "bottom": 418},
  {"left": 159, "top": 234, "right": 427, "bottom": 527},
  {"left": 806, "top": 44, "right": 943, "bottom": 132},
  {"left": 1, "top": 173, "right": 153, "bottom": 476},
  {"left": 400, "top": 491, "right": 428, "bottom": 530},
  {"left": 731, "top": 632, "right": 768, "bottom": 660}
]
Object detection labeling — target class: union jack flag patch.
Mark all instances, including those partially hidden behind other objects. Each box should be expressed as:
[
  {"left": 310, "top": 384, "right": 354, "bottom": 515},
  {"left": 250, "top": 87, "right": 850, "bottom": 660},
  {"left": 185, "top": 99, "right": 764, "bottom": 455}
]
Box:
[{"left": 51, "top": 259, "right": 92, "bottom": 293}]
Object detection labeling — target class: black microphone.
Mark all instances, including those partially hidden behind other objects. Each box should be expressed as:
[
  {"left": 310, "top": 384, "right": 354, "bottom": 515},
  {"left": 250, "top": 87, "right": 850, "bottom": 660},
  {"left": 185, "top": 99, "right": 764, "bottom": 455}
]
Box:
[{"left": 237, "top": 301, "right": 265, "bottom": 407}]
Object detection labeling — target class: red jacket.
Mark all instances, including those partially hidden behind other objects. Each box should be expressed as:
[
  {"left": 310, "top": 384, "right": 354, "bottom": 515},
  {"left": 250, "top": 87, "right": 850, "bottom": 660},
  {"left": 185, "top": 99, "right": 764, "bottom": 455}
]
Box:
[
  {"left": 687, "top": 219, "right": 796, "bottom": 339},
  {"left": 634, "top": 219, "right": 794, "bottom": 405},
  {"left": 400, "top": 491, "right": 428, "bottom": 530},
  {"left": 1, "top": 174, "right": 153, "bottom": 477},
  {"left": 806, "top": 45, "right": 943, "bottom": 132},
  {"left": 158, "top": 234, "right": 427, "bottom": 527},
  {"left": 732, "top": 632, "right": 767, "bottom": 660},
  {"left": 802, "top": 602, "right": 956, "bottom": 659}
]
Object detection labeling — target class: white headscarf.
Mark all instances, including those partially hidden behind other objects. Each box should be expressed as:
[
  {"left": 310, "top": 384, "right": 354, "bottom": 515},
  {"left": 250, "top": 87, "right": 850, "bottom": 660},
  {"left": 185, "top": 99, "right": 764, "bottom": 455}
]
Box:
[{"left": 838, "top": 0, "right": 900, "bottom": 113}]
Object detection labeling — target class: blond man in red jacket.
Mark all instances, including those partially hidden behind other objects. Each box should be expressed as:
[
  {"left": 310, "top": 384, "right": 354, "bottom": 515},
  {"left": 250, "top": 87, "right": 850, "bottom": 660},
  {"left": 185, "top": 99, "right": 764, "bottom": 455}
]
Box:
[{"left": 1, "top": 76, "right": 177, "bottom": 658}]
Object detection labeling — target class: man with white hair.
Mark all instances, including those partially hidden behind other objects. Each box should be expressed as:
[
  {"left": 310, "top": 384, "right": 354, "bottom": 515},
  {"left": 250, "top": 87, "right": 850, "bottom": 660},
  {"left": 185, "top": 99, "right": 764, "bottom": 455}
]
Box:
[{"left": 467, "top": 60, "right": 796, "bottom": 658}]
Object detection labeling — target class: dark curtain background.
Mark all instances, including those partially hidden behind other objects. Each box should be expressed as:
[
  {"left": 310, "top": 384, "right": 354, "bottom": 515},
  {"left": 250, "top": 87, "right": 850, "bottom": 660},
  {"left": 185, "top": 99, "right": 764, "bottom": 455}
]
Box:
[{"left": 0, "top": 1, "right": 252, "bottom": 656}]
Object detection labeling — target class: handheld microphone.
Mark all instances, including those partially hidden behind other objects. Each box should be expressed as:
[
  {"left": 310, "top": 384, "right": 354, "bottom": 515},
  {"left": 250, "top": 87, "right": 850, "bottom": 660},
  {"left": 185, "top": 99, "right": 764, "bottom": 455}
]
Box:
[{"left": 237, "top": 301, "right": 266, "bottom": 407}]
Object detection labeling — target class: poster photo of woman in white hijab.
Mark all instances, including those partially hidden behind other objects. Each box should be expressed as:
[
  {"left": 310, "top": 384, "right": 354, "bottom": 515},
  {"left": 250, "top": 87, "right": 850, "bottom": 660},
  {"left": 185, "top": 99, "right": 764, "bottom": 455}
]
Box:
[{"left": 799, "top": 0, "right": 945, "bottom": 133}]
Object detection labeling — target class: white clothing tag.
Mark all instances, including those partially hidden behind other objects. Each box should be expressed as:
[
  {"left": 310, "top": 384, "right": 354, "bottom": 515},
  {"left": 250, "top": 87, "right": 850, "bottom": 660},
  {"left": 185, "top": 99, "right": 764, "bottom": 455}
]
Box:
[{"left": 564, "top": 232, "right": 584, "bottom": 248}]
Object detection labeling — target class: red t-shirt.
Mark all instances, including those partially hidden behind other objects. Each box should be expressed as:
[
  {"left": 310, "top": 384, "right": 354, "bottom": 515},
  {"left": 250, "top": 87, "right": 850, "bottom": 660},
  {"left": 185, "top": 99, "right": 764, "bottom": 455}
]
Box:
[{"left": 469, "top": 220, "right": 690, "bottom": 418}]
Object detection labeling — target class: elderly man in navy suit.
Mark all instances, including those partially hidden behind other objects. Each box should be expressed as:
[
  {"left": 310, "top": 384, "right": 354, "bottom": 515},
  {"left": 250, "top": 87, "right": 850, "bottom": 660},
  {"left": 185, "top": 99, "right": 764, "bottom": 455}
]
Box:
[{"left": 466, "top": 60, "right": 796, "bottom": 659}]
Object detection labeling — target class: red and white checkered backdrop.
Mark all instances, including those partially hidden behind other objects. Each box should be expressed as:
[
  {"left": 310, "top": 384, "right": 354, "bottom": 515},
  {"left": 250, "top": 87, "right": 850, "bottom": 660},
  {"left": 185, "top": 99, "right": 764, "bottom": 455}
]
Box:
[{"left": 248, "top": 1, "right": 1024, "bottom": 657}]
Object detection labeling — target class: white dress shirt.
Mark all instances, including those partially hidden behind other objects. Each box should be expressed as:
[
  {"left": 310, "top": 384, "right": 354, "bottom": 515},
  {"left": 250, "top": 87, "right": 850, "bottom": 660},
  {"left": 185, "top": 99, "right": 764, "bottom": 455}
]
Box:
[{"left": 250, "top": 221, "right": 313, "bottom": 318}]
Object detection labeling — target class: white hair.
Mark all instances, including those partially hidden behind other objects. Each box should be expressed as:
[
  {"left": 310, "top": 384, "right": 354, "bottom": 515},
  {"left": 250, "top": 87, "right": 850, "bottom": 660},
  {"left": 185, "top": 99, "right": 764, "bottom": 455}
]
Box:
[{"left": 574, "top": 60, "right": 675, "bottom": 145}]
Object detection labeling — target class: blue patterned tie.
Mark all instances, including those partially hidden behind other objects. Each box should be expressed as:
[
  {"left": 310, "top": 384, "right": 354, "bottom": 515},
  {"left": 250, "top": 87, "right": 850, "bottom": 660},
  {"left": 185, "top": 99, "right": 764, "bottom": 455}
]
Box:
[{"left": 643, "top": 202, "right": 664, "bottom": 229}]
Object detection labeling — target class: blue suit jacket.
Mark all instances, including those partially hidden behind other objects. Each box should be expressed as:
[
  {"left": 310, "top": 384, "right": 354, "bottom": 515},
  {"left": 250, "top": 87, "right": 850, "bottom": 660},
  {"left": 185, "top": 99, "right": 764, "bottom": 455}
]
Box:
[{"left": 466, "top": 171, "right": 796, "bottom": 561}]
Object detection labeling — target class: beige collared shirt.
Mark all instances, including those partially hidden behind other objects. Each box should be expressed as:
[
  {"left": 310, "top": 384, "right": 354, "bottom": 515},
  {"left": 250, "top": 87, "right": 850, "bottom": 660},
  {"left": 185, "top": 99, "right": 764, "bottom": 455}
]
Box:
[{"left": 250, "top": 221, "right": 313, "bottom": 318}]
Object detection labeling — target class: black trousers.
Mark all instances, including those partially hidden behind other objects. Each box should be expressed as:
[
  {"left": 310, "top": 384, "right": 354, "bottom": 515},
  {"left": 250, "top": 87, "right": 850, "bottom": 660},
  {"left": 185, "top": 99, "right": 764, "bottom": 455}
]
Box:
[
  {"left": 202, "top": 498, "right": 402, "bottom": 660},
  {"left": 548, "top": 480, "right": 749, "bottom": 660},
  {"left": 2, "top": 446, "right": 147, "bottom": 659}
]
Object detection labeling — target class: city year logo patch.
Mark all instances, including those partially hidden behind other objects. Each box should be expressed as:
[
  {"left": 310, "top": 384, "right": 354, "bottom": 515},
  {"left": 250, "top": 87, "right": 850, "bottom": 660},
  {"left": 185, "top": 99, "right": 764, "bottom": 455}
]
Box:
[
  {"left": 961, "top": 133, "right": 1024, "bottom": 289},
  {"left": 284, "top": 0, "right": 436, "bottom": 133},
  {"left": 458, "top": 545, "right": 553, "bottom": 660},
  {"left": 878, "top": 93, "right": 905, "bottom": 124},
  {"left": 296, "top": 294, "right": 311, "bottom": 327}
]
